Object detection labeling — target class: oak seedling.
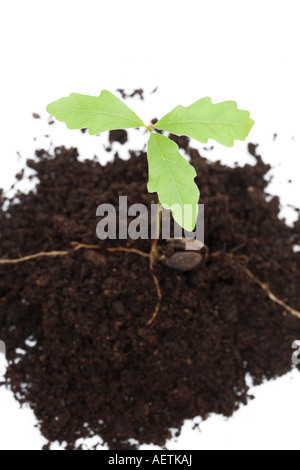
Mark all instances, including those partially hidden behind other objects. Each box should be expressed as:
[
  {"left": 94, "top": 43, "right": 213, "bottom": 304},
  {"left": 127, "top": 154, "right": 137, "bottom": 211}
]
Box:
[{"left": 47, "top": 91, "right": 254, "bottom": 231}]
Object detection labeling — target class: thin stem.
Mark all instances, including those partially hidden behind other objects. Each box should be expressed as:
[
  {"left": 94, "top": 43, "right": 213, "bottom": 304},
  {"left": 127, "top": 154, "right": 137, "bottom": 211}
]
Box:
[
  {"left": 149, "top": 200, "right": 162, "bottom": 270},
  {"left": 146, "top": 124, "right": 154, "bottom": 133},
  {"left": 156, "top": 200, "right": 162, "bottom": 240}
]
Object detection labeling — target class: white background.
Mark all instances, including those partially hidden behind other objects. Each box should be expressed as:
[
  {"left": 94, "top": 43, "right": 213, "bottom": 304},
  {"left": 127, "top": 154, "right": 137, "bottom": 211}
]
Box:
[{"left": 0, "top": 0, "right": 300, "bottom": 450}]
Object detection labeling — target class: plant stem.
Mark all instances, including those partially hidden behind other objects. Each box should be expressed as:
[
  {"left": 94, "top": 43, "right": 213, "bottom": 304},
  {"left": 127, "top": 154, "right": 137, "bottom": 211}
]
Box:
[
  {"left": 150, "top": 200, "right": 161, "bottom": 270},
  {"left": 156, "top": 200, "right": 162, "bottom": 240}
]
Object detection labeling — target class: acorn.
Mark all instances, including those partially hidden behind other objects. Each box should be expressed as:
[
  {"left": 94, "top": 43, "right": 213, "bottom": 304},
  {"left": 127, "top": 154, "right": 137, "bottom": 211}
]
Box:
[{"left": 165, "top": 252, "right": 203, "bottom": 272}]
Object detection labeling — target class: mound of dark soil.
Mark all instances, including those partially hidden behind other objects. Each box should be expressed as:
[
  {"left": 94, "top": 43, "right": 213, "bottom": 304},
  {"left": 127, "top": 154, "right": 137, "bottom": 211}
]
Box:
[{"left": 0, "top": 134, "right": 300, "bottom": 450}]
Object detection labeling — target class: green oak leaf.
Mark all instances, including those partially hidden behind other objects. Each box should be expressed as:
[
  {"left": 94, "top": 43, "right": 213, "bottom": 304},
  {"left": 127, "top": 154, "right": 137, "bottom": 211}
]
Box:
[
  {"left": 46, "top": 90, "right": 144, "bottom": 134},
  {"left": 147, "top": 133, "right": 200, "bottom": 231},
  {"left": 155, "top": 97, "right": 254, "bottom": 147}
]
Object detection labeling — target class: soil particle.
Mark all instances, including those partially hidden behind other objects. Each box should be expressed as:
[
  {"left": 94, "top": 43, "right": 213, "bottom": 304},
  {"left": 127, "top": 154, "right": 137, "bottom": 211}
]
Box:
[
  {"left": 109, "top": 130, "right": 128, "bottom": 145},
  {"left": 168, "top": 134, "right": 190, "bottom": 151},
  {"left": 150, "top": 87, "right": 158, "bottom": 95},
  {"left": 116, "top": 88, "right": 144, "bottom": 100}
]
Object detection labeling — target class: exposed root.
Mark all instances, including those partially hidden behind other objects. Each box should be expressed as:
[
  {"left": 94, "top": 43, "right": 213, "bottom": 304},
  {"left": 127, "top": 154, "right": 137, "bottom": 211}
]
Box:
[
  {"left": 1, "top": 242, "right": 298, "bottom": 322},
  {"left": 147, "top": 273, "right": 162, "bottom": 326},
  {"left": 242, "top": 266, "right": 300, "bottom": 320},
  {"left": 0, "top": 242, "right": 103, "bottom": 264},
  {"left": 209, "top": 249, "right": 300, "bottom": 321},
  {"left": 0, "top": 250, "right": 69, "bottom": 264},
  {"left": 107, "top": 247, "right": 150, "bottom": 258},
  {"left": 71, "top": 242, "right": 101, "bottom": 252},
  {"left": 71, "top": 241, "right": 150, "bottom": 258}
]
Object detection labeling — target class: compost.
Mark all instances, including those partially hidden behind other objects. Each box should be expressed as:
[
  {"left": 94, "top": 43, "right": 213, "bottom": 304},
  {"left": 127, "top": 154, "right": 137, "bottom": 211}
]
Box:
[{"left": 0, "top": 132, "right": 300, "bottom": 450}]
